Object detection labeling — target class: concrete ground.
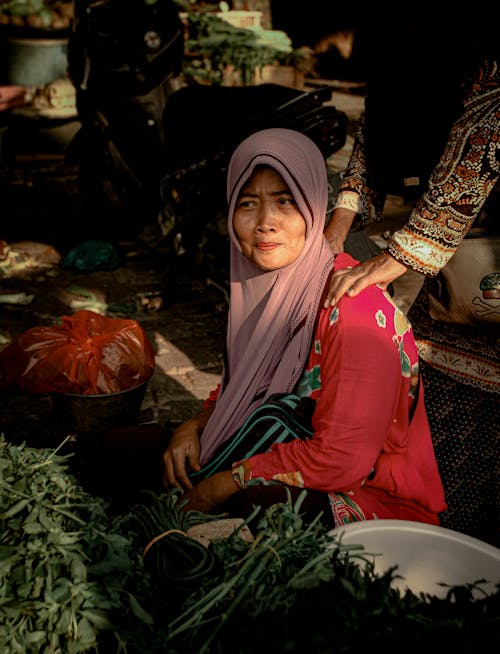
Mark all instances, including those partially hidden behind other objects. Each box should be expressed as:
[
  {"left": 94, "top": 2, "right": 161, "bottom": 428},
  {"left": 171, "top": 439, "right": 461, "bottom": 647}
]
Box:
[{"left": 0, "top": 84, "right": 424, "bottom": 449}]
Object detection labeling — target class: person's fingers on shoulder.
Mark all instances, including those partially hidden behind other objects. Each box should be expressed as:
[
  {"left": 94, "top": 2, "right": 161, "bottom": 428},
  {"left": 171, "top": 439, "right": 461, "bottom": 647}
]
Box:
[
  {"left": 324, "top": 279, "right": 351, "bottom": 307},
  {"left": 342, "top": 258, "right": 384, "bottom": 298},
  {"left": 324, "top": 266, "right": 356, "bottom": 307},
  {"left": 345, "top": 252, "right": 408, "bottom": 298}
]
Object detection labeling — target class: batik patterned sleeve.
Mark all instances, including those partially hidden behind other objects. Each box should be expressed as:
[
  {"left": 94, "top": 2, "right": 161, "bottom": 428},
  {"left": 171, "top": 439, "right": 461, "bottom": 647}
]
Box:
[
  {"left": 332, "top": 111, "right": 386, "bottom": 225},
  {"left": 388, "top": 61, "right": 500, "bottom": 276}
]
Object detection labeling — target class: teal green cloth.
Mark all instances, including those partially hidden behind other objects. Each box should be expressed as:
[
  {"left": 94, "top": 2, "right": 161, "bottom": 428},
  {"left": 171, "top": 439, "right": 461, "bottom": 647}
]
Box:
[{"left": 63, "top": 240, "right": 121, "bottom": 273}]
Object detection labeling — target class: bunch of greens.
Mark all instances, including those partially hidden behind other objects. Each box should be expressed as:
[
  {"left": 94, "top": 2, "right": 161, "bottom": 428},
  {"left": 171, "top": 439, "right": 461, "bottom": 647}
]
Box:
[
  {"left": 2, "top": 435, "right": 499, "bottom": 653},
  {"left": 0, "top": 435, "right": 152, "bottom": 654},
  {"left": 0, "top": 0, "right": 73, "bottom": 31},
  {"left": 130, "top": 491, "right": 500, "bottom": 654},
  {"left": 124, "top": 488, "right": 222, "bottom": 603},
  {"left": 184, "top": 12, "right": 290, "bottom": 85}
]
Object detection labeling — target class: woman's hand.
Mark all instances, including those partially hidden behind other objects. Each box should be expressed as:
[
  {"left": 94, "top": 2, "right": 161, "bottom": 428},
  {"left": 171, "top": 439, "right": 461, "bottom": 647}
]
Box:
[
  {"left": 323, "top": 250, "right": 408, "bottom": 307},
  {"left": 162, "top": 419, "right": 202, "bottom": 491},
  {"left": 181, "top": 471, "right": 240, "bottom": 514},
  {"left": 163, "top": 404, "right": 215, "bottom": 490}
]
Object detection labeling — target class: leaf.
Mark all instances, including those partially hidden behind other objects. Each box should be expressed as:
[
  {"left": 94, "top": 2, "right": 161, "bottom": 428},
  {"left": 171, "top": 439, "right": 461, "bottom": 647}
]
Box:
[
  {"left": 56, "top": 607, "right": 75, "bottom": 637},
  {"left": 25, "top": 630, "right": 46, "bottom": 645},
  {"left": 38, "top": 508, "right": 58, "bottom": 532},
  {"left": 70, "top": 556, "right": 88, "bottom": 582},
  {"left": 23, "top": 521, "right": 45, "bottom": 535},
  {"left": 0, "top": 545, "right": 19, "bottom": 560},
  {"left": 81, "top": 608, "right": 113, "bottom": 631},
  {"left": 50, "top": 581, "right": 72, "bottom": 603},
  {"left": 31, "top": 575, "right": 45, "bottom": 599},
  {"left": 127, "top": 592, "right": 154, "bottom": 626},
  {"left": 76, "top": 616, "right": 97, "bottom": 647},
  {"left": 2, "top": 499, "right": 29, "bottom": 519}
]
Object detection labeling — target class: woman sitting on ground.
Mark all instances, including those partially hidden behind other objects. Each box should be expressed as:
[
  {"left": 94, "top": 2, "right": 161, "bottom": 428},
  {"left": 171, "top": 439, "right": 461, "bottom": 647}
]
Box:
[{"left": 162, "top": 127, "right": 446, "bottom": 528}]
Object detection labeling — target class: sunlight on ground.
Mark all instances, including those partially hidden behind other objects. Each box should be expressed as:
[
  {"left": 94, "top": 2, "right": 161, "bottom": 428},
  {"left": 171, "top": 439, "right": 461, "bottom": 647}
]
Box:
[{"left": 153, "top": 333, "right": 220, "bottom": 399}]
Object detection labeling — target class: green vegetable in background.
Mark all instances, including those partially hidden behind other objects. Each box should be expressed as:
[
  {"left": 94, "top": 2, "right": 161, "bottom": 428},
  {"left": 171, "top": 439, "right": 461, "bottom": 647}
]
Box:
[
  {"left": 184, "top": 12, "right": 288, "bottom": 85},
  {"left": 1, "top": 0, "right": 46, "bottom": 16}
]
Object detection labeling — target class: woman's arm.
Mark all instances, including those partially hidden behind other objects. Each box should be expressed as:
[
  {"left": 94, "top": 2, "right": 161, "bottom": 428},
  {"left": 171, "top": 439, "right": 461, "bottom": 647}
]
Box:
[{"left": 324, "top": 64, "right": 500, "bottom": 306}]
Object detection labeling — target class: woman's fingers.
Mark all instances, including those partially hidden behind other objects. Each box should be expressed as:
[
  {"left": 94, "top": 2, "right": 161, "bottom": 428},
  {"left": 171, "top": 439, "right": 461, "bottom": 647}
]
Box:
[
  {"left": 163, "top": 449, "right": 194, "bottom": 490},
  {"left": 324, "top": 252, "right": 408, "bottom": 307},
  {"left": 323, "top": 266, "right": 358, "bottom": 307}
]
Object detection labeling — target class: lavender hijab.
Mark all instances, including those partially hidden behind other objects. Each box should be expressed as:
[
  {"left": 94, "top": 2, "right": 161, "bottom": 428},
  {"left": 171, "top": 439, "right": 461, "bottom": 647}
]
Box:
[{"left": 199, "top": 128, "right": 335, "bottom": 465}]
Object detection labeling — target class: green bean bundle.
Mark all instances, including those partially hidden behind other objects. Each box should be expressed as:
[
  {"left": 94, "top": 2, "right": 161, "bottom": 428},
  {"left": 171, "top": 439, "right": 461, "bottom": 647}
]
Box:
[{"left": 127, "top": 489, "right": 221, "bottom": 595}]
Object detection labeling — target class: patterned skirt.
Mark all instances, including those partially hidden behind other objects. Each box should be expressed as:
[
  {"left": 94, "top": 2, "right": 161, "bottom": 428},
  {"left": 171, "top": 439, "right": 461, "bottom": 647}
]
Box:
[{"left": 408, "top": 283, "right": 499, "bottom": 548}]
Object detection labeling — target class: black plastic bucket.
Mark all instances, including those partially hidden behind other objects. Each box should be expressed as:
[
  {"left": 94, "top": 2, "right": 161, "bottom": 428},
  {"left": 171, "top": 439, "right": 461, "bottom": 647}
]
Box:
[{"left": 51, "top": 380, "right": 149, "bottom": 436}]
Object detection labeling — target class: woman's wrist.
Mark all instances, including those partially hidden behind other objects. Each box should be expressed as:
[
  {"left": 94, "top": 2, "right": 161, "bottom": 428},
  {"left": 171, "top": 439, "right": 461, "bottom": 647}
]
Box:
[{"left": 325, "top": 208, "right": 357, "bottom": 250}]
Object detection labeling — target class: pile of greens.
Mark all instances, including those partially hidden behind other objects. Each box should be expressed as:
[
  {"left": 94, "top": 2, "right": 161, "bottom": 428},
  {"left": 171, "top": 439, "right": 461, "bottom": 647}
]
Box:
[
  {"left": 183, "top": 12, "right": 292, "bottom": 85},
  {"left": 150, "top": 500, "right": 500, "bottom": 654},
  {"left": 1, "top": 435, "right": 499, "bottom": 653},
  {"left": 0, "top": 436, "right": 152, "bottom": 653}
]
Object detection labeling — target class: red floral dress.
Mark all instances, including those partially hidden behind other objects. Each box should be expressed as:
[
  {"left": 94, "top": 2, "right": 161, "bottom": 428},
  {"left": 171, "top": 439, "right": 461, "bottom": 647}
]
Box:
[{"left": 208, "top": 253, "right": 447, "bottom": 527}]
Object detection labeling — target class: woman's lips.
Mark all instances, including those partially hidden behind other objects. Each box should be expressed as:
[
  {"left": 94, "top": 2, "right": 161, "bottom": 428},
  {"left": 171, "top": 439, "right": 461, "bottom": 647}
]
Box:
[{"left": 255, "top": 242, "right": 279, "bottom": 251}]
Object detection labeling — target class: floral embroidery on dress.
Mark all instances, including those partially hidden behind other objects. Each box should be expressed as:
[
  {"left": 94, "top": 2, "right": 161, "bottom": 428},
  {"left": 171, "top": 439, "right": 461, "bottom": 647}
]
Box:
[
  {"left": 329, "top": 307, "right": 340, "bottom": 325},
  {"left": 272, "top": 471, "right": 305, "bottom": 487},
  {"left": 393, "top": 307, "right": 411, "bottom": 336},
  {"left": 328, "top": 492, "right": 367, "bottom": 525},
  {"left": 393, "top": 335, "right": 412, "bottom": 378},
  {"left": 297, "top": 365, "right": 321, "bottom": 396},
  {"left": 390, "top": 309, "right": 413, "bottom": 377},
  {"left": 375, "top": 309, "right": 386, "bottom": 327}
]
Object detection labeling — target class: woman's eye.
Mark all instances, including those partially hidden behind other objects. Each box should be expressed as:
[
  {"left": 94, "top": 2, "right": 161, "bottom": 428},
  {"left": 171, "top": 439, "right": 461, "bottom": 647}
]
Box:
[{"left": 278, "top": 196, "right": 296, "bottom": 206}]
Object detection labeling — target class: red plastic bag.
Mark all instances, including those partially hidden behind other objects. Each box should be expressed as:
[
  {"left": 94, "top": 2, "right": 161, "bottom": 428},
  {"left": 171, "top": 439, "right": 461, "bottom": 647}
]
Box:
[{"left": 0, "top": 310, "right": 155, "bottom": 395}]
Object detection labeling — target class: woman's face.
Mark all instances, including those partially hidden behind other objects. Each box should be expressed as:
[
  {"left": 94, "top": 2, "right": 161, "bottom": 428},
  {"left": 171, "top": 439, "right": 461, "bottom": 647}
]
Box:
[{"left": 233, "top": 166, "right": 306, "bottom": 271}]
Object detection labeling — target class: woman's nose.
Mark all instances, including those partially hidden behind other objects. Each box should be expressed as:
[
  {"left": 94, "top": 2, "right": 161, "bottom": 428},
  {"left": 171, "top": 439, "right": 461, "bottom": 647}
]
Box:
[{"left": 255, "top": 203, "right": 277, "bottom": 230}]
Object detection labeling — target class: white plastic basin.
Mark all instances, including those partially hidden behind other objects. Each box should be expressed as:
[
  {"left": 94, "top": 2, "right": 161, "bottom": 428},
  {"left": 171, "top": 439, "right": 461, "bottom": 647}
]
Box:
[{"left": 328, "top": 519, "right": 500, "bottom": 598}]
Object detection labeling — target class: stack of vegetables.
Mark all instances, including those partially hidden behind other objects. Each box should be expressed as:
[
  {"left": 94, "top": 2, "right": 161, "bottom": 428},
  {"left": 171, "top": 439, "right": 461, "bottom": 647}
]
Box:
[
  {"left": 1, "top": 435, "right": 499, "bottom": 653},
  {"left": 0, "top": 1, "right": 74, "bottom": 31},
  {"left": 183, "top": 11, "right": 298, "bottom": 86}
]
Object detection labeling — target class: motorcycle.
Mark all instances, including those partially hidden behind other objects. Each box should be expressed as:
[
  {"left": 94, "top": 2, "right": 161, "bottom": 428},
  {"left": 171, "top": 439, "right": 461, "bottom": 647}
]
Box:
[{"left": 67, "top": 0, "right": 348, "bottom": 288}]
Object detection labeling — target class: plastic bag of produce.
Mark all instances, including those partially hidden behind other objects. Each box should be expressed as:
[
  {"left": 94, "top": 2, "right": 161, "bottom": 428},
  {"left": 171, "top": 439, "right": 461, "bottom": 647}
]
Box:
[{"left": 0, "top": 309, "right": 155, "bottom": 394}]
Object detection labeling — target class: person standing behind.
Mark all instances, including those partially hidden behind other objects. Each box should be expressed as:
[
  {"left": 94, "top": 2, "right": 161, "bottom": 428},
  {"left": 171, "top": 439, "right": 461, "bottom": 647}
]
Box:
[{"left": 323, "top": 7, "right": 499, "bottom": 546}]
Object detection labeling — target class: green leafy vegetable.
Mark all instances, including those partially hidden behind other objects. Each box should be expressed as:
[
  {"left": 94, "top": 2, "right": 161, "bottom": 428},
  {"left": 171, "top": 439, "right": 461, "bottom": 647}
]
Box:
[
  {"left": 0, "top": 435, "right": 150, "bottom": 653},
  {"left": 2, "top": 435, "right": 498, "bottom": 653}
]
